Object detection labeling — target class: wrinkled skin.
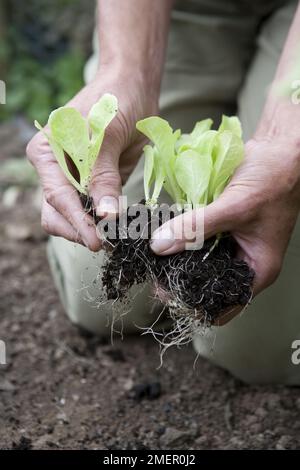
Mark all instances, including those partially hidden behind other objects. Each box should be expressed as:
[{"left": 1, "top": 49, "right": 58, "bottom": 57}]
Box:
[{"left": 151, "top": 137, "right": 300, "bottom": 305}]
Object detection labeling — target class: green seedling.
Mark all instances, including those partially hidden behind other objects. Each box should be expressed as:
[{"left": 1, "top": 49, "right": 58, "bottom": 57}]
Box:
[
  {"left": 35, "top": 93, "right": 118, "bottom": 195},
  {"left": 136, "top": 114, "right": 244, "bottom": 208}
]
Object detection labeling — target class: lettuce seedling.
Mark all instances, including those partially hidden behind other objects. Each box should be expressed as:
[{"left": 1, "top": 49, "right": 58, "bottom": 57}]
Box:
[
  {"left": 137, "top": 117, "right": 183, "bottom": 205},
  {"left": 136, "top": 115, "right": 244, "bottom": 208},
  {"left": 34, "top": 94, "right": 118, "bottom": 195}
]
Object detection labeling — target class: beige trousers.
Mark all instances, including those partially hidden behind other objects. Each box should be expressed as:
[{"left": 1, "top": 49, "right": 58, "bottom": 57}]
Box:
[{"left": 48, "top": 0, "right": 300, "bottom": 384}]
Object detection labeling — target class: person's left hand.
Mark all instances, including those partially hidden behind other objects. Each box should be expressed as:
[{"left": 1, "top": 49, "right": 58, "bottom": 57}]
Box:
[{"left": 150, "top": 136, "right": 300, "bottom": 323}]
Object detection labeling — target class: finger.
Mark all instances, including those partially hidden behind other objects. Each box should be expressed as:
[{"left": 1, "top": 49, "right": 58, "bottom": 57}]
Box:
[
  {"left": 150, "top": 195, "right": 236, "bottom": 256},
  {"left": 41, "top": 198, "right": 85, "bottom": 245},
  {"left": 44, "top": 182, "right": 101, "bottom": 251},
  {"left": 89, "top": 141, "right": 122, "bottom": 218}
]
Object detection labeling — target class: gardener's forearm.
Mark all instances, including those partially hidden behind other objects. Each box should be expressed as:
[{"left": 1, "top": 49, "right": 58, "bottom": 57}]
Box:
[
  {"left": 97, "top": 0, "right": 174, "bottom": 95},
  {"left": 255, "top": 2, "right": 300, "bottom": 146}
]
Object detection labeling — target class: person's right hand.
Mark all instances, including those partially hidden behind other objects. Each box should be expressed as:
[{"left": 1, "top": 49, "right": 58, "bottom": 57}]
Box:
[{"left": 26, "top": 67, "right": 158, "bottom": 251}]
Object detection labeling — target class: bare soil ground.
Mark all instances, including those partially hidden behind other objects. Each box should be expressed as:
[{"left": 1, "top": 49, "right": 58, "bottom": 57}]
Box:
[{"left": 1, "top": 122, "right": 300, "bottom": 450}]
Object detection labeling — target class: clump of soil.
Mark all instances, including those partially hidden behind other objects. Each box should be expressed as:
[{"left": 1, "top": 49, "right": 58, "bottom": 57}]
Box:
[
  {"left": 104, "top": 230, "right": 253, "bottom": 323},
  {"left": 81, "top": 196, "right": 254, "bottom": 325}
]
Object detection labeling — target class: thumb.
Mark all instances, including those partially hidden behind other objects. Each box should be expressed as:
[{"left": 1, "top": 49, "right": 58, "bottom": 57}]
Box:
[
  {"left": 89, "top": 147, "right": 122, "bottom": 218},
  {"left": 150, "top": 195, "right": 236, "bottom": 256}
]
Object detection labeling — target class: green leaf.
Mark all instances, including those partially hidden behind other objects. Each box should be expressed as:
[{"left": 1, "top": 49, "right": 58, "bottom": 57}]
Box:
[
  {"left": 176, "top": 119, "right": 213, "bottom": 153},
  {"left": 34, "top": 120, "right": 85, "bottom": 194},
  {"left": 208, "top": 131, "right": 244, "bottom": 201},
  {"left": 49, "top": 107, "right": 90, "bottom": 189},
  {"left": 194, "top": 130, "right": 218, "bottom": 155},
  {"left": 87, "top": 93, "right": 118, "bottom": 169},
  {"left": 175, "top": 149, "right": 212, "bottom": 207},
  {"left": 136, "top": 116, "right": 182, "bottom": 203},
  {"left": 218, "top": 115, "right": 242, "bottom": 138},
  {"left": 152, "top": 147, "right": 166, "bottom": 203},
  {"left": 34, "top": 94, "right": 118, "bottom": 194},
  {"left": 143, "top": 145, "right": 155, "bottom": 203},
  {"left": 191, "top": 118, "right": 213, "bottom": 140},
  {"left": 137, "top": 116, "right": 175, "bottom": 161}
]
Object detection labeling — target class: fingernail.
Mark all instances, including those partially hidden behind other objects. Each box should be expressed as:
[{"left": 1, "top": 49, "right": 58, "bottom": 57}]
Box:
[
  {"left": 97, "top": 196, "right": 118, "bottom": 217},
  {"left": 151, "top": 226, "right": 175, "bottom": 254},
  {"left": 82, "top": 236, "right": 101, "bottom": 252}
]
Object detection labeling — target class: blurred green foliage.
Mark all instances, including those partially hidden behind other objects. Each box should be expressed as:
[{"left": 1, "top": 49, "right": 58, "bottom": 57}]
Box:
[
  {"left": 0, "top": 158, "right": 38, "bottom": 188},
  {"left": 0, "top": 45, "right": 85, "bottom": 124},
  {"left": 0, "top": 0, "right": 94, "bottom": 124}
]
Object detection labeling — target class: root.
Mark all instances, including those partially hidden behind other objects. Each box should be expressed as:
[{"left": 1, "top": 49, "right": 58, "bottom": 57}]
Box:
[{"left": 96, "top": 206, "right": 254, "bottom": 351}]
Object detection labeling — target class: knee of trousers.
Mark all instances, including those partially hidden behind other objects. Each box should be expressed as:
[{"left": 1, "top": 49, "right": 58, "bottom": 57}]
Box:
[
  {"left": 193, "top": 311, "right": 300, "bottom": 385},
  {"left": 47, "top": 236, "right": 167, "bottom": 337}
]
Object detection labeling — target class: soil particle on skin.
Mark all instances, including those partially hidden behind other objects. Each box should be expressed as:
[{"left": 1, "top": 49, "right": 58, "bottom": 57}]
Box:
[{"left": 1, "top": 169, "right": 300, "bottom": 450}]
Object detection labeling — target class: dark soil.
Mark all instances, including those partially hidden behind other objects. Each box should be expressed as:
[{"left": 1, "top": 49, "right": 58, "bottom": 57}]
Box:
[
  {"left": 1, "top": 186, "right": 300, "bottom": 450},
  {"left": 95, "top": 202, "right": 254, "bottom": 323},
  {"left": 1, "top": 114, "right": 299, "bottom": 450}
]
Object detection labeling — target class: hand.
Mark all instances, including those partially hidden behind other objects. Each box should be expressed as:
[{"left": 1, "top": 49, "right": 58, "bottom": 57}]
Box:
[
  {"left": 27, "top": 67, "right": 158, "bottom": 251},
  {"left": 150, "top": 137, "right": 300, "bottom": 319}
]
